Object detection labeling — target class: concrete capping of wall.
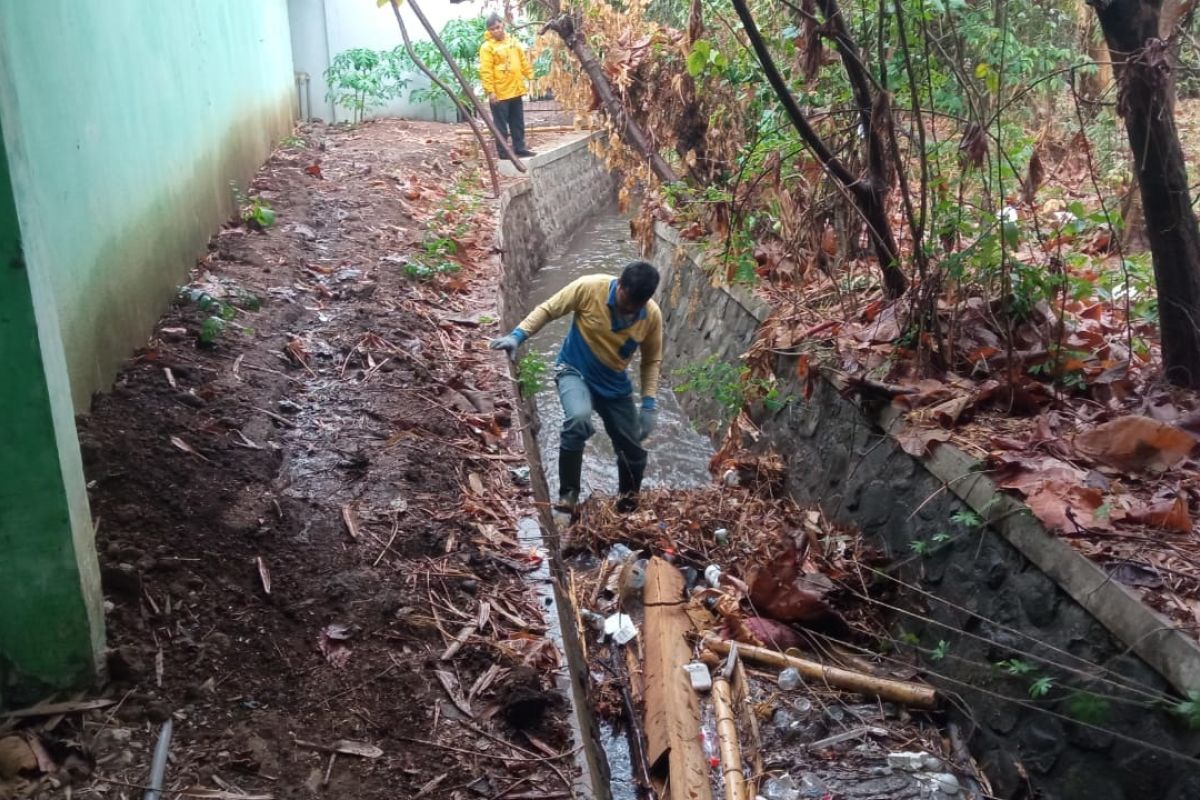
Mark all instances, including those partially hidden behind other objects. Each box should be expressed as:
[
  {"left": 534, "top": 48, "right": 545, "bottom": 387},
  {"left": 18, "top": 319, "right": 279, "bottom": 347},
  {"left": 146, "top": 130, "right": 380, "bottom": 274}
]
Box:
[
  {"left": 653, "top": 219, "right": 1200, "bottom": 698},
  {"left": 499, "top": 131, "right": 604, "bottom": 177}
]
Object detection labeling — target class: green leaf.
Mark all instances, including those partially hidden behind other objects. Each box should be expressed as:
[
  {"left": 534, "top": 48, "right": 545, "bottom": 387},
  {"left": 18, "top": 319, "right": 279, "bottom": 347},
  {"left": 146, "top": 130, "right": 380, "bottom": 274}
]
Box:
[
  {"left": 1066, "top": 692, "right": 1111, "bottom": 724},
  {"left": 1173, "top": 691, "right": 1200, "bottom": 729},
  {"left": 1029, "top": 677, "right": 1054, "bottom": 698},
  {"left": 1002, "top": 220, "right": 1019, "bottom": 249},
  {"left": 975, "top": 63, "right": 990, "bottom": 79},
  {"left": 199, "top": 316, "right": 225, "bottom": 345},
  {"left": 255, "top": 206, "right": 277, "bottom": 228},
  {"left": 686, "top": 47, "right": 709, "bottom": 78}
]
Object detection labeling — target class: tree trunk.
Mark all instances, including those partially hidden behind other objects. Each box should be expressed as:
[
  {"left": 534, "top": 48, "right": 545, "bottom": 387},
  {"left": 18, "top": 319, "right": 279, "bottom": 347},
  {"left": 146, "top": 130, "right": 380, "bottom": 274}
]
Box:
[
  {"left": 1092, "top": 0, "right": 1200, "bottom": 387},
  {"left": 541, "top": 12, "right": 679, "bottom": 185}
]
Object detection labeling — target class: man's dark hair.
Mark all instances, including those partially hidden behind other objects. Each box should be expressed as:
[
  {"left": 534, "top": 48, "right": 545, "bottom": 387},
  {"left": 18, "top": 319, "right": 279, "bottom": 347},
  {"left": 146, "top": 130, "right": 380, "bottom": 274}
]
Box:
[
  {"left": 619, "top": 261, "right": 660, "bottom": 305},
  {"left": 486, "top": 12, "right": 504, "bottom": 26}
]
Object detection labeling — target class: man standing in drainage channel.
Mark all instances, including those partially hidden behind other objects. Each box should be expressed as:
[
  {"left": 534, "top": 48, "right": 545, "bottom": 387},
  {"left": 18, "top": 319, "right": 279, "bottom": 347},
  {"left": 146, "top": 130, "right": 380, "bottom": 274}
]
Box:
[
  {"left": 490, "top": 262, "right": 662, "bottom": 525},
  {"left": 479, "top": 12, "right": 536, "bottom": 159}
]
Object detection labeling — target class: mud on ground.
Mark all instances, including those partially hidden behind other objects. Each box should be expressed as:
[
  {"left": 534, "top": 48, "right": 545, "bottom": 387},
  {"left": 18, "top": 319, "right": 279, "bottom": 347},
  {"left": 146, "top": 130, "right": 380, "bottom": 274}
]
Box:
[{"left": 64, "top": 120, "right": 576, "bottom": 799}]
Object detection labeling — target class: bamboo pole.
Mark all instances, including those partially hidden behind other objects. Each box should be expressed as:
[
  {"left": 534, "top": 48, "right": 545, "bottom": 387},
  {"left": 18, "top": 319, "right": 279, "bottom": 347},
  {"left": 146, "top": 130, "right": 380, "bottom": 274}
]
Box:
[
  {"left": 712, "top": 676, "right": 747, "bottom": 800},
  {"left": 702, "top": 635, "right": 938, "bottom": 709}
]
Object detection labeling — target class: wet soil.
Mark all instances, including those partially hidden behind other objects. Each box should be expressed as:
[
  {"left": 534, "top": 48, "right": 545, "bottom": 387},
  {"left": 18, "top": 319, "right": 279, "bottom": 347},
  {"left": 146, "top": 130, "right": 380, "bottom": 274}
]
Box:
[{"left": 72, "top": 119, "right": 577, "bottom": 799}]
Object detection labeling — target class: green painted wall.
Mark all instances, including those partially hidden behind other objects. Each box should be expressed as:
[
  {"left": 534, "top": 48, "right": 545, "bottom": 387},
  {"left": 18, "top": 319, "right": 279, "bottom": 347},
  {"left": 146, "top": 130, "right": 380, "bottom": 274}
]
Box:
[
  {"left": 0, "top": 1, "right": 296, "bottom": 697},
  {"left": 0, "top": 0, "right": 296, "bottom": 409},
  {"left": 0, "top": 109, "right": 105, "bottom": 701}
]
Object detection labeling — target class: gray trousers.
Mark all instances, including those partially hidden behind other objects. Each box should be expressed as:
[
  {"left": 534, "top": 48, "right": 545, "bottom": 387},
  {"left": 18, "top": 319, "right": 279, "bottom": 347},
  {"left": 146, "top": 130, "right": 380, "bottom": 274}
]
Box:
[{"left": 555, "top": 364, "right": 646, "bottom": 474}]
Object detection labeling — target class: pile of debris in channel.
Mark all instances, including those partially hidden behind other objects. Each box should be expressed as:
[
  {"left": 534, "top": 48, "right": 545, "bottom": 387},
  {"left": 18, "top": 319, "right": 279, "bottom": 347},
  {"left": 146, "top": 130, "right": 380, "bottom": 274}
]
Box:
[{"left": 564, "top": 482, "right": 986, "bottom": 800}]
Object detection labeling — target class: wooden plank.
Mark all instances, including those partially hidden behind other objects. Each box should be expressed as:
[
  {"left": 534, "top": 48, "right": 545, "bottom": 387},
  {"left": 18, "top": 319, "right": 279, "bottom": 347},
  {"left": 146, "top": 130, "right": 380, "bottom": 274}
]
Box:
[{"left": 644, "top": 557, "right": 712, "bottom": 800}]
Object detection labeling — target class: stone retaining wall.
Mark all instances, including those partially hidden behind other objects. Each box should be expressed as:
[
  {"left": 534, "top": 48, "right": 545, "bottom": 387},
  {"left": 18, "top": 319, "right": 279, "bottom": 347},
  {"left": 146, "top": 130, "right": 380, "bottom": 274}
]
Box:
[
  {"left": 649, "top": 222, "right": 1200, "bottom": 800},
  {"left": 499, "top": 133, "right": 618, "bottom": 270}
]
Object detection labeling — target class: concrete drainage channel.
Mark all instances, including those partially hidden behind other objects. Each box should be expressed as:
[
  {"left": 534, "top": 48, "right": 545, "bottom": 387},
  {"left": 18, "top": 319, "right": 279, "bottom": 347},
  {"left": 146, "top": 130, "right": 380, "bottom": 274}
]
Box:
[{"left": 497, "top": 136, "right": 1200, "bottom": 799}]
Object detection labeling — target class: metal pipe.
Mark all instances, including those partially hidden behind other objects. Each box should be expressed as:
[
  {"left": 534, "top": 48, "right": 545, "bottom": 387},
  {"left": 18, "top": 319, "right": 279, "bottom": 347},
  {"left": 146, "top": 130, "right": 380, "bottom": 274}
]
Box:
[{"left": 143, "top": 718, "right": 174, "bottom": 800}]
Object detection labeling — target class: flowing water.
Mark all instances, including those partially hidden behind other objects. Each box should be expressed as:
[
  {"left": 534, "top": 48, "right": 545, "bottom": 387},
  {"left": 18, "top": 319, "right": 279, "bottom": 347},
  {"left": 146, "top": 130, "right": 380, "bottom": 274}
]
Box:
[
  {"left": 527, "top": 209, "right": 713, "bottom": 502},
  {"left": 525, "top": 208, "right": 714, "bottom": 799}
]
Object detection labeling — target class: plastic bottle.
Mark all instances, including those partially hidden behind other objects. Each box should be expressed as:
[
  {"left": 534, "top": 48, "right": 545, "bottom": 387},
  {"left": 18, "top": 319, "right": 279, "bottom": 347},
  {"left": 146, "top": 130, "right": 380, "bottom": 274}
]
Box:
[
  {"left": 713, "top": 527, "right": 729, "bottom": 546},
  {"left": 762, "top": 775, "right": 800, "bottom": 800},
  {"left": 704, "top": 564, "right": 722, "bottom": 588},
  {"left": 698, "top": 725, "right": 720, "bottom": 768},
  {"left": 777, "top": 667, "right": 801, "bottom": 691},
  {"left": 607, "top": 543, "right": 635, "bottom": 563},
  {"left": 798, "top": 774, "right": 829, "bottom": 798},
  {"left": 579, "top": 609, "right": 605, "bottom": 631}
]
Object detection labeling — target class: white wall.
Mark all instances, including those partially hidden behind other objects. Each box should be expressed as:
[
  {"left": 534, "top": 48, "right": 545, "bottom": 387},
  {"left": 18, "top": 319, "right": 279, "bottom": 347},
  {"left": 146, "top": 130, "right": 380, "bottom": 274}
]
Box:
[{"left": 289, "top": 0, "right": 506, "bottom": 123}]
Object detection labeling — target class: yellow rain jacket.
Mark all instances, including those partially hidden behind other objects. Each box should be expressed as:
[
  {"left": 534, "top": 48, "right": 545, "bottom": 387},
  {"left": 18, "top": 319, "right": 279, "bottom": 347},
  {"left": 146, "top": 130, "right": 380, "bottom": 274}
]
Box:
[{"left": 479, "top": 33, "right": 533, "bottom": 102}]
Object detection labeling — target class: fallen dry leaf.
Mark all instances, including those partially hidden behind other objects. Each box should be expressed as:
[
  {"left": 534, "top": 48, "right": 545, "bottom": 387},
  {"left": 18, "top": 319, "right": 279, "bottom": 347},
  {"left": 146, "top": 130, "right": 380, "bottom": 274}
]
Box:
[
  {"left": 745, "top": 545, "right": 843, "bottom": 628},
  {"left": 1075, "top": 415, "right": 1195, "bottom": 473},
  {"left": 1125, "top": 496, "right": 1192, "bottom": 534},
  {"left": 318, "top": 624, "right": 352, "bottom": 668},
  {"left": 929, "top": 395, "right": 971, "bottom": 427},
  {"left": 169, "top": 435, "right": 211, "bottom": 462},
  {"left": 895, "top": 426, "right": 952, "bottom": 457},
  {"left": 1024, "top": 480, "right": 1110, "bottom": 532},
  {"left": 256, "top": 556, "right": 272, "bottom": 595},
  {"left": 993, "top": 456, "right": 1090, "bottom": 494}
]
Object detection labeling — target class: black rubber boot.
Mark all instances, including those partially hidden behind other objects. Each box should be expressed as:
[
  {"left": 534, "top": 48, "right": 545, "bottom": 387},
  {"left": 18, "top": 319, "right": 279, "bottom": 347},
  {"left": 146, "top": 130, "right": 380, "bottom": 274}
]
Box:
[
  {"left": 554, "top": 448, "right": 584, "bottom": 526},
  {"left": 616, "top": 455, "right": 645, "bottom": 513}
]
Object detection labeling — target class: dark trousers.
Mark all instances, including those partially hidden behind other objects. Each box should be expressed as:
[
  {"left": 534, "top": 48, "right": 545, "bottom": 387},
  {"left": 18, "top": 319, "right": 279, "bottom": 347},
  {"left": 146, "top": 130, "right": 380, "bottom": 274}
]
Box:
[{"left": 490, "top": 96, "right": 526, "bottom": 154}]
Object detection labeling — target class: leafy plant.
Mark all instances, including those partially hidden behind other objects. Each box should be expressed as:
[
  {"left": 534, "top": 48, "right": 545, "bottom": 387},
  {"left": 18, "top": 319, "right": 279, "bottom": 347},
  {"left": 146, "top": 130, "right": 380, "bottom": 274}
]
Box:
[
  {"left": 391, "top": 18, "right": 489, "bottom": 111},
  {"left": 324, "top": 48, "right": 408, "bottom": 124},
  {"left": 674, "top": 354, "right": 788, "bottom": 423},
  {"left": 930, "top": 640, "right": 950, "bottom": 661},
  {"left": 404, "top": 235, "right": 461, "bottom": 281},
  {"left": 1066, "top": 692, "right": 1111, "bottom": 724},
  {"left": 279, "top": 134, "right": 306, "bottom": 149},
  {"left": 199, "top": 316, "right": 226, "bottom": 346},
  {"left": 1172, "top": 691, "right": 1200, "bottom": 730},
  {"left": 230, "top": 182, "right": 276, "bottom": 230},
  {"left": 951, "top": 509, "right": 984, "bottom": 530},
  {"left": 686, "top": 39, "right": 730, "bottom": 79},
  {"left": 996, "top": 658, "right": 1038, "bottom": 676},
  {"left": 517, "top": 353, "right": 548, "bottom": 398},
  {"left": 1029, "top": 676, "right": 1055, "bottom": 699}
]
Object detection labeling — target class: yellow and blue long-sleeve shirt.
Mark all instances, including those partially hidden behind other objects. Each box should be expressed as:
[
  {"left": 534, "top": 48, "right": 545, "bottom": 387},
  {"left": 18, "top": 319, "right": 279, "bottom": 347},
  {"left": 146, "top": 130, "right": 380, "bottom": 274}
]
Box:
[{"left": 511, "top": 275, "right": 663, "bottom": 407}]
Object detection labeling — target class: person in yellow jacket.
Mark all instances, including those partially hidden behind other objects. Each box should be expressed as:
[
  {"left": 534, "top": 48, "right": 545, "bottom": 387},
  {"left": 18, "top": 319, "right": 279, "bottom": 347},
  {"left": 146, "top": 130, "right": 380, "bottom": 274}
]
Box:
[
  {"left": 479, "top": 13, "right": 536, "bottom": 159},
  {"left": 490, "top": 263, "right": 663, "bottom": 521}
]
